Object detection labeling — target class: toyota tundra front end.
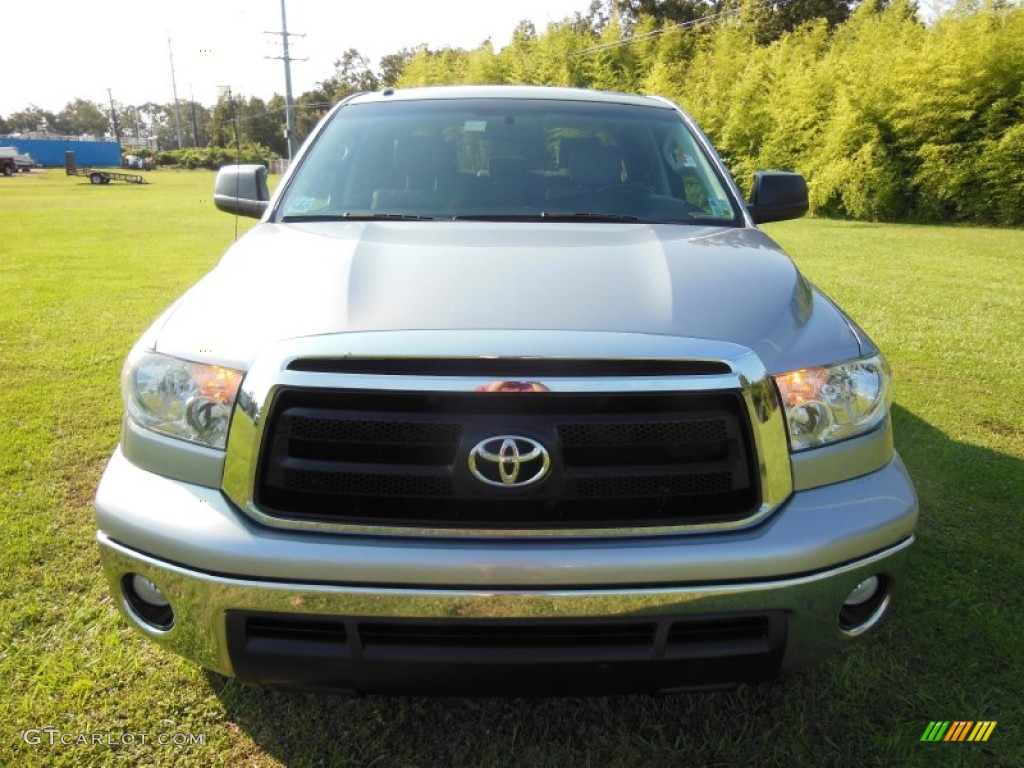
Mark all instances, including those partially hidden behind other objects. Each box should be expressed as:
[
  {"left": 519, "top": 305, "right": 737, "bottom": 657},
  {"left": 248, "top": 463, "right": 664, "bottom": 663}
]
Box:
[{"left": 94, "top": 86, "right": 917, "bottom": 695}]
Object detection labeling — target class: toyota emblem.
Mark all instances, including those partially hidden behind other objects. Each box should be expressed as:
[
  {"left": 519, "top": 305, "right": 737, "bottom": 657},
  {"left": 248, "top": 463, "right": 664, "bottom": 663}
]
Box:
[{"left": 468, "top": 436, "right": 550, "bottom": 488}]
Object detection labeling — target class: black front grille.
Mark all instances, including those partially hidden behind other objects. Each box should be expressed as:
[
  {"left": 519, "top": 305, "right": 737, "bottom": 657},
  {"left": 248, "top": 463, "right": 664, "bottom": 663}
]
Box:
[
  {"left": 226, "top": 611, "right": 787, "bottom": 695},
  {"left": 282, "top": 468, "right": 455, "bottom": 498},
  {"left": 255, "top": 388, "right": 759, "bottom": 529},
  {"left": 566, "top": 471, "right": 734, "bottom": 498}
]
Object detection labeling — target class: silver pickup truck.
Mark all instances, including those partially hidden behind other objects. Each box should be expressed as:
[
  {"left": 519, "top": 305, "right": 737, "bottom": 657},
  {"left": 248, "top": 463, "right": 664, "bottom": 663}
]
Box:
[{"left": 94, "top": 85, "right": 917, "bottom": 695}]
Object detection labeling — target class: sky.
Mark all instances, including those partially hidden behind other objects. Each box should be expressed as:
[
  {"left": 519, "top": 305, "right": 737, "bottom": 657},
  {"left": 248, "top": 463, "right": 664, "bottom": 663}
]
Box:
[{"left": 1, "top": 0, "right": 592, "bottom": 116}]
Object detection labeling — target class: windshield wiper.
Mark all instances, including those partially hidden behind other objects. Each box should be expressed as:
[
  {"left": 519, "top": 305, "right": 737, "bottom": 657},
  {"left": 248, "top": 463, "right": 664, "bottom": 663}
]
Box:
[
  {"left": 280, "top": 212, "right": 436, "bottom": 222},
  {"left": 542, "top": 212, "right": 646, "bottom": 223}
]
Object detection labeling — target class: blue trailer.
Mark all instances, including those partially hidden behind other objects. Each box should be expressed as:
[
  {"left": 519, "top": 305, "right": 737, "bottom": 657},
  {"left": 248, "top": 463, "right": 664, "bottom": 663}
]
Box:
[{"left": 0, "top": 136, "right": 121, "bottom": 167}]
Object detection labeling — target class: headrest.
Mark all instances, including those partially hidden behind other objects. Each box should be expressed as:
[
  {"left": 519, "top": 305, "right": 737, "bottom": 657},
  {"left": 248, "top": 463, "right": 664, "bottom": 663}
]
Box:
[
  {"left": 488, "top": 156, "right": 528, "bottom": 180},
  {"left": 560, "top": 138, "right": 622, "bottom": 186},
  {"left": 393, "top": 136, "right": 449, "bottom": 189}
]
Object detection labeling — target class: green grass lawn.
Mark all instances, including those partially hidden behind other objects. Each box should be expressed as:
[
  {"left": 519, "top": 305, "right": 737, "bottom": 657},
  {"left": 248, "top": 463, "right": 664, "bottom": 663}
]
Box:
[{"left": 1, "top": 169, "right": 1021, "bottom": 767}]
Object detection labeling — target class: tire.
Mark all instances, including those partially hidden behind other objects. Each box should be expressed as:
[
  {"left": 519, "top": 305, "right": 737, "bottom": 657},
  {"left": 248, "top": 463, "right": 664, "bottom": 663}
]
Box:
[
  {"left": 90, "top": 173, "right": 104, "bottom": 185},
  {"left": 2, "top": 165, "right": 12, "bottom": 177}
]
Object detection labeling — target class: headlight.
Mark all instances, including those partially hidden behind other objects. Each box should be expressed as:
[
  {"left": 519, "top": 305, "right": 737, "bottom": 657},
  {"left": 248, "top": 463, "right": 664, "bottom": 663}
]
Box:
[
  {"left": 122, "top": 350, "right": 244, "bottom": 449},
  {"left": 773, "top": 355, "right": 891, "bottom": 451}
]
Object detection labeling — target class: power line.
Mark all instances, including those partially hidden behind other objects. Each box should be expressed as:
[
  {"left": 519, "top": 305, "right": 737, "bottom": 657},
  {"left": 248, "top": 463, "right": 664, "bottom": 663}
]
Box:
[{"left": 573, "top": 1, "right": 776, "bottom": 57}]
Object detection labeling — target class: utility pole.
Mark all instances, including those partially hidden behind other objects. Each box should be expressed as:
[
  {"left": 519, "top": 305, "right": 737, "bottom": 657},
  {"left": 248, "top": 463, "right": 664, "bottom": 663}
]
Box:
[
  {"left": 107, "top": 88, "right": 122, "bottom": 145},
  {"left": 189, "top": 84, "right": 200, "bottom": 146},
  {"left": 265, "top": 0, "right": 306, "bottom": 160},
  {"left": 167, "top": 33, "right": 183, "bottom": 149}
]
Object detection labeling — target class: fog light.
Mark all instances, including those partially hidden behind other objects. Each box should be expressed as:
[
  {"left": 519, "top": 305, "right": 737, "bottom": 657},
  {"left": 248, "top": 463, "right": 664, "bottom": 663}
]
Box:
[
  {"left": 843, "top": 576, "right": 880, "bottom": 607},
  {"left": 122, "top": 573, "right": 174, "bottom": 631},
  {"left": 838, "top": 575, "right": 889, "bottom": 635},
  {"left": 131, "top": 575, "right": 170, "bottom": 607}
]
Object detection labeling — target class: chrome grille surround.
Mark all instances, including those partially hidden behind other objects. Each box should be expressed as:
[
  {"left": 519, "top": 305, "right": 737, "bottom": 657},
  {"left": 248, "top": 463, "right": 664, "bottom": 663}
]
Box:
[{"left": 222, "top": 330, "right": 792, "bottom": 538}]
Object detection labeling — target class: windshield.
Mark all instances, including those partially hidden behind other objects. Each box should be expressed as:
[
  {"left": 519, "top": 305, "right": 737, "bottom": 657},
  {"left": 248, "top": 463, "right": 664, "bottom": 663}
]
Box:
[{"left": 277, "top": 97, "right": 741, "bottom": 225}]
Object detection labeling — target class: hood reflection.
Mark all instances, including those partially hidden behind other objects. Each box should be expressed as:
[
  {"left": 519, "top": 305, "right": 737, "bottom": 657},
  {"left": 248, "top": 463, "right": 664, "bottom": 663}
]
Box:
[{"left": 474, "top": 381, "right": 551, "bottom": 393}]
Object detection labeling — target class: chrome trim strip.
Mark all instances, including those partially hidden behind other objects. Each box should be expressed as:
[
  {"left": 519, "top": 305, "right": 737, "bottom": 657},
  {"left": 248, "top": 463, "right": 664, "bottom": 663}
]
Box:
[
  {"left": 100, "top": 533, "right": 914, "bottom": 604},
  {"left": 222, "top": 331, "right": 793, "bottom": 538}
]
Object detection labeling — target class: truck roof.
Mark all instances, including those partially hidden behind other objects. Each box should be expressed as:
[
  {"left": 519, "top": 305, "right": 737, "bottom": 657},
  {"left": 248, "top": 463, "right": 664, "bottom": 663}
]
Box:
[{"left": 345, "top": 85, "right": 674, "bottom": 109}]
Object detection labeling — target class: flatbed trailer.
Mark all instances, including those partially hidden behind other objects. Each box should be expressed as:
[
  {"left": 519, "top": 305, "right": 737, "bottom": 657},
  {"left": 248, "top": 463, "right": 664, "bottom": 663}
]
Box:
[{"left": 65, "top": 151, "right": 147, "bottom": 185}]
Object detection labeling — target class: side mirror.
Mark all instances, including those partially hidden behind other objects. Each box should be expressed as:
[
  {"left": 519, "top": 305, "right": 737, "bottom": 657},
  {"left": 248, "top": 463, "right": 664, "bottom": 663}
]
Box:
[
  {"left": 747, "top": 171, "right": 808, "bottom": 224},
  {"left": 214, "top": 165, "right": 270, "bottom": 219}
]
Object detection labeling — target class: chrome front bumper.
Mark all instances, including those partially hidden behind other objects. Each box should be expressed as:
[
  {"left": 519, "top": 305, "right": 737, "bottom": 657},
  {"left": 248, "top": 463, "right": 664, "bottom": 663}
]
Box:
[
  {"left": 99, "top": 533, "right": 913, "bottom": 686},
  {"left": 97, "top": 454, "right": 916, "bottom": 686}
]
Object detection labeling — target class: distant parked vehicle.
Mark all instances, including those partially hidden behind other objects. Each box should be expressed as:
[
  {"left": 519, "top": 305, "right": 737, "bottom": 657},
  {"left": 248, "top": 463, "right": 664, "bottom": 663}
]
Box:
[
  {"left": 15, "top": 153, "right": 36, "bottom": 172},
  {"left": 0, "top": 146, "right": 19, "bottom": 176},
  {"left": 123, "top": 155, "right": 155, "bottom": 170}
]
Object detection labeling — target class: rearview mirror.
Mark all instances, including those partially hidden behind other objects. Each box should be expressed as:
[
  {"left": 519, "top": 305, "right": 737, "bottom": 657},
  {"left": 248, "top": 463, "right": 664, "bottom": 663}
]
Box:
[
  {"left": 214, "top": 165, "right": 270, "bottom": 219},
  {"left": 747, "top": 171, "right": 808, "bottom": 224}
]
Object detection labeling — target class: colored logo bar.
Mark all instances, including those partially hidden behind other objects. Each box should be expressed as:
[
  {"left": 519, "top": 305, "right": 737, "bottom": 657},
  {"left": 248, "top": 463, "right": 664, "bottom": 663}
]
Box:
[{"left": 920, "top": 721, "right": 997, "bottom": 742}]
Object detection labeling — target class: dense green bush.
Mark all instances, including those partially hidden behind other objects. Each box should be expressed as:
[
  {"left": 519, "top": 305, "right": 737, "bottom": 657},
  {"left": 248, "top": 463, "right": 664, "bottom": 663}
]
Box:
[
  {"left": 154, "top": 143, "right": 273, "bottom": 170},
  {"left": 396, "top": 1, "right": 1024, "bottom": 226},
  {"left": 120, "top": 147, "right": 154, "bottom": 160}
]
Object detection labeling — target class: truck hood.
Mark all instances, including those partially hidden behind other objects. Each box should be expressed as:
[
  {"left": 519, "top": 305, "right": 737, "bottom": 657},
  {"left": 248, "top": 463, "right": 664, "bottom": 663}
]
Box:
[{"left": 153, "top": 221, "right": 863, "bottom": 373}]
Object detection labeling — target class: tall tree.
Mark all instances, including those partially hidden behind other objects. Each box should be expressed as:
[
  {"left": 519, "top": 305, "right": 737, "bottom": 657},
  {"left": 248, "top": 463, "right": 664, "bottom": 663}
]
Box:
[
  {"left": 6, "top": 106, "right": 57, "bottom": 134},
  {"left": 240, "top": 96, "right": 283, "bottom": 155},
  {"left": 502, "top": 21, "right": 540, "bottom": 83},
  {"left": 575, "top": 0, "right": 613, "bottom": 33},
  {"left": 53, "top": 99, "right": 110, "bottom": 137},
  {"left": 136, "top": 102, "right": 181, "bottom": 150},
  {"left": 586, "top": 14, "right": 641, "bottom": 91},
  {"left": 615, "top": 0, "right": 722, "bottom": 25},
  {"left": 207, "top": 93, "right": 242, "bottom": 149},
  {"left": 184, "top": 101, "right": 211, "bottom": 147},
  {"left": 322, "top": 49, "right": 381, "bottom": 97},
  {"left": 264, "top": 94, "right": 288, "bottom": 156},
  {"left": 745, "top": 0, "right": 856, "bottom": 43},
  {"left": 532, "top": 21, "right": 596, "bottom": 86},
  {"left": 291, "top": 48, "right": 381, "bottom": 144},
  {"left": 618, "top": 0, "right": 855, "bottom": 42},
  {"left": 293, "top": 89, "right": 332, "bottom": 146},
  {"left": 379, "top": 48, "right": 417, "bottom": 87}
]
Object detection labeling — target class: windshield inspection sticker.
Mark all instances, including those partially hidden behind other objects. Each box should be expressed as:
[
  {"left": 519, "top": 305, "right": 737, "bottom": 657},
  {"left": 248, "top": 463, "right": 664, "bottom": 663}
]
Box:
[
  {"left": 464, "top": 120, "right": 487, "bottom": 132},
  {"left": 290, "top": 196, "right": 315, "bottom": 213}
]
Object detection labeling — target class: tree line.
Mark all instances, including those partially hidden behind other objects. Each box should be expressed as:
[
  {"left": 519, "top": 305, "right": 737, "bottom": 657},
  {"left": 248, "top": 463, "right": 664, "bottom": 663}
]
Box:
[
  {"left": 0, "top": 48, "right": 408, "bottom": 163},
  {"left": 2, "top": 0, "right": 1020, "bottom": 225},
  {"left": 394, "top": 0, "right": 1024, "bottom": 226}
]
